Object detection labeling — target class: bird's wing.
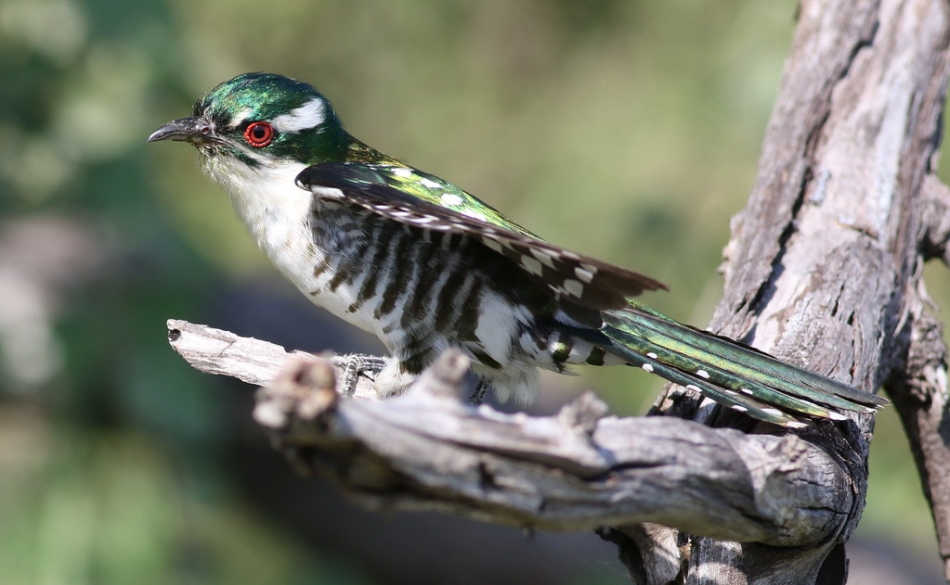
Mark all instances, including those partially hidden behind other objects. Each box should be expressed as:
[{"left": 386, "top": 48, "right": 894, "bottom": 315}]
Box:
[{"left": 295, "top": 162, "right": 667, "bottom": 311}]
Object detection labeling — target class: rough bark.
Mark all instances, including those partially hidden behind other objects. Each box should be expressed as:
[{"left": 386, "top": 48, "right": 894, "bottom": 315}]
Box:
[
  {"left": 165, "top": 0, "right": 950, "bottom": 582},
  {"left": 640, "top": 0, "right": 950, "bottom": 582}
]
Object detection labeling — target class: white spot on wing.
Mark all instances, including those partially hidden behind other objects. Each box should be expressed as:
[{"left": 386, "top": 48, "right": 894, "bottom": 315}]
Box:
[
  {"left": 392, "top": 167, "right": 412, "bottom": 177},
  {"left": 574, "top": 267, "right": 594, "bottom": 283},
  {"left": 530, "top": 248, "right": 557, "bottom": 268},
  {"left": 482, "top": 238, "right": 504, "bottom": 253},
  {"left": 562, "top": 279, "right": 583, "bottom": 297},
  {"left": 642, "top": 363, "right": 654, "bottom": 373},
  {"left": 521, "top": 255, "right": 544, "bottom": 276},
  {"left": 732, "top": 405, "right": 748, "bottom": 412},
  {"left": 271, "top": 98, "right": 326, "bottom": 133},
  {"left": 697, "top": 369, "right": 710, "bottom": 379},
  {"left": 312, "top": 186, "right": 345, "bottom": 200},
  {"left": 410, "top": 215, "right": 437, "bottom": 224},
  {"left": 420, "top": 177, "right": 443, "bottom": 189},
  {"left": 461, "top": 209, "right": 487, "bottom": 221},
  {"left": 647, "top": 352, "right": 658, "bottom": 359},
  {"left": 441, "top": 193, "right": 464, "bottom": 206}
]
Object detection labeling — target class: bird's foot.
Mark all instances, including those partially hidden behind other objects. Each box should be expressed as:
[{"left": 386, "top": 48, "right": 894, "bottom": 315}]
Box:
[
  {"left": 333, "top": 354, "right": 388, "bottom": 397},
  {"left": 468, "top": 380, "right": 491, "bottom": 405}
]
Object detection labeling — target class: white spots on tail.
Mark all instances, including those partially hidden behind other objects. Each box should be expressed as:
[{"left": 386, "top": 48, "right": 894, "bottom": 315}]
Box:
[
  {"left": 642, "top": 363, "right": 654, "bottom": 373},
  {"left": 392, "top": 167, "right": 412, "bottom": 177},
  {"left": 829, "top": 411, "right": 848, "bottom": 421},
  {"left": 761, "top": 408, "right": 783, "bottom": 417},
  {"left": 732, "top": 405, "right": 748, "bottom": 413},
  {"left": 647, "top": 352, "right": 658, "bottom": 359},
  {"left": 271, "top": 98, "right": 326, "bottom": 133},
  {"left": 697, "top": 369, "right": 710, "bottom": 379},
  {"left": 420, "top": 177, "right": 443, "bottom": 190}
]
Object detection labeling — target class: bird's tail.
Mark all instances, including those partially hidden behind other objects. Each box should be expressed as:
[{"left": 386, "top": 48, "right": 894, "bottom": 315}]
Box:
[{"left": 586, "top": 303, "right": 888, "bottom": 428}]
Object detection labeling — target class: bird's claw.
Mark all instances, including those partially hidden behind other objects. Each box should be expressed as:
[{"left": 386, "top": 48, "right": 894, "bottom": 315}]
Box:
[
  {"left": 468, "top": 380, "right": 491, "bottom": 405},
  {"left": 333, "top": 354, "right": 388, "bottom": 397}
]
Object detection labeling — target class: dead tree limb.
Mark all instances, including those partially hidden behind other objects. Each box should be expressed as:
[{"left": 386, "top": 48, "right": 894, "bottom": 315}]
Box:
[{"left": 167, "top": 322, "right": 857, "bottom": 547}]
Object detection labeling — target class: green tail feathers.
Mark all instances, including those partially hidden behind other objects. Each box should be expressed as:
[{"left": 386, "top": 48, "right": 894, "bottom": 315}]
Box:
[{"left": 598, "top": 305, "right": 888, "bottom": 428}]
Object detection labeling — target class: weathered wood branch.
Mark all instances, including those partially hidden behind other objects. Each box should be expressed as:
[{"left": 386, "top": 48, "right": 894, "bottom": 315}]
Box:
[
  {"left": 883, "top": 172, "right": 950, "bottom": 578},
  {"left": 637, "top": 0, "right": 950, "bottom": 582},
  {"left": 167, "top": 320, "right": 856, "bottom": 548},
  {"left": 921, "top": 175, "right": 950, "bottom": 267}
]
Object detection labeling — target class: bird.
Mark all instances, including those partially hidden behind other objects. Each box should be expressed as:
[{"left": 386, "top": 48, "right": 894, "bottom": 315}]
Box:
[{"left": 148, "top": 72, "right": 887, "bottom": 428}]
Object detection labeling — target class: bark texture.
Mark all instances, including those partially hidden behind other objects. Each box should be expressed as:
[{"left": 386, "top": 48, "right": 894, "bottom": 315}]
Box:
[{"left": 642, "top": 0, "right": 950, "bottom": 582}]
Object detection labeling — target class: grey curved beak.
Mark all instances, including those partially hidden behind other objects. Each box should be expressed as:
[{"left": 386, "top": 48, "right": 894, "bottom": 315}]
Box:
[{"left": 147, "top": 117, "right": 203, "bottom": 143}]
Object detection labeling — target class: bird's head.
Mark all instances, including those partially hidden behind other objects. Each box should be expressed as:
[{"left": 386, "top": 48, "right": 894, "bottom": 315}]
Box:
[{"left": 148, "top": 73, "right": 351, "bottom": 169}]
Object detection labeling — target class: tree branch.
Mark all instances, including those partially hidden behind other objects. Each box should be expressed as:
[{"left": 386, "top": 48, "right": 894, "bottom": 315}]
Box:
[{"left": 167, "top": 320, "right": 856, "bottom": 548}]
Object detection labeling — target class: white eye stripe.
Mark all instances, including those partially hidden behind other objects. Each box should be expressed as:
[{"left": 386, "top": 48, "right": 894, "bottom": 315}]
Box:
[
  {"left": 231, "top": 108, "right": 255, "bottom": 128},
  {"left": 271, "top": 98, "right": 326, "bottom": 133}
]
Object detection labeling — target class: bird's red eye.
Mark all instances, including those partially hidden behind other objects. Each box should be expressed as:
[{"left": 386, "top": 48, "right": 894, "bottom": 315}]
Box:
[{"left": 243, "top": 121, "right": 274, "bottom": 147}]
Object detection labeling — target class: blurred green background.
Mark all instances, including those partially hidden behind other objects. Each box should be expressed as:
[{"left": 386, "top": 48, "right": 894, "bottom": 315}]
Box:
[{"left": 1, "top": 1, "right": 947, "bottom": 583}]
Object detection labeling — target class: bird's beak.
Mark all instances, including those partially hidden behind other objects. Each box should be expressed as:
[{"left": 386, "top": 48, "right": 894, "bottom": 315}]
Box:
[{"left": 147, "top": 116, "right": 208, "bottom": 144}]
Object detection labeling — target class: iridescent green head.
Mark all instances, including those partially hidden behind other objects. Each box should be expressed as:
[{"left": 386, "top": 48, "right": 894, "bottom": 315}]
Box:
[{"left": 148, "top": 73, "right": 353, "bottom": 166}]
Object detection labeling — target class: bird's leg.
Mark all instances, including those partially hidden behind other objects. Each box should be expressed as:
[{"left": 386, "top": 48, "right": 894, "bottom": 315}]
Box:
[
  {"left": 333, "top": 354, "right": 388, "bottom": 397},
  {"left": 469, "top": 380, "right": 492, "bottom": 405}
]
